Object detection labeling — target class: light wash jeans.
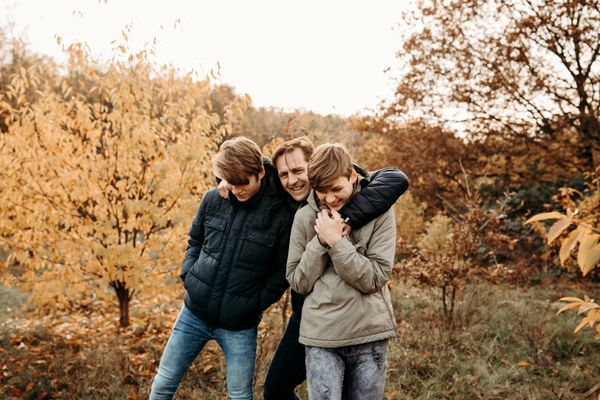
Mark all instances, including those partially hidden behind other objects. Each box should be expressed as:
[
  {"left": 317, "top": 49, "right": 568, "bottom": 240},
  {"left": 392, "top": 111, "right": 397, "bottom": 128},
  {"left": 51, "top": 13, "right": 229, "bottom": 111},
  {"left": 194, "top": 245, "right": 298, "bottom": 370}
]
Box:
[
  {"left": 305, "top": 340, "right": 389, "bottom": 400},
  {"left": 149, "top": 305, "right": 257, "bottom": 400}
]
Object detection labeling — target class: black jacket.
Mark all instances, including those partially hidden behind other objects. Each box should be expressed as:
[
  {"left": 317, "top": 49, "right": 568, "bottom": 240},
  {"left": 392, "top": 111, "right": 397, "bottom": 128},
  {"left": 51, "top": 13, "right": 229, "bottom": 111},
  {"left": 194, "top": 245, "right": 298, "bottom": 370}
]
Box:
[
  {"left": 181, "top": 163, "right": 294, "bottom": 331},
  {"left": 289, "top": 166, "right": 409, "bottom": 315}
]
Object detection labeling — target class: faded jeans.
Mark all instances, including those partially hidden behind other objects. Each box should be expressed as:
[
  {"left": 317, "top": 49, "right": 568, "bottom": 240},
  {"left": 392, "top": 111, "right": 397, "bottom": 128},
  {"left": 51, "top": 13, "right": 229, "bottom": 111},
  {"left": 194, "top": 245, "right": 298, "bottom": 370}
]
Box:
[
  {"left": 149, "top": 305, "right": 257, "bottom": 400},
  {"left": 305, "top": 340, "right": 389, "bottom": 400}
]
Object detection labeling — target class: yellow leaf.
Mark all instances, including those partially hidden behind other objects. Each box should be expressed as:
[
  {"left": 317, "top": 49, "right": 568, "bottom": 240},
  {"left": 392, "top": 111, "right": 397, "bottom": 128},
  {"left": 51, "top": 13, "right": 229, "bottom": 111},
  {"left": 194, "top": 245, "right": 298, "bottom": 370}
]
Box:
[
  {"left": 588, "top": 308, "right": 600, "bottom": 320},
  {"left": 574, "top": 318, "right": 589, "bottom": 333},
  {"left": 560, "top": 225, "right": 586, "bottom": 265},
  {"left": 579, "top": 301, "right": 600, "bottom": 315},
  {"left": 525, "top": 212, "right": 565, "bottom": 224},
  {"left": 559, "top": 296, "right": 585, "bottom": 302},
  {"left": 557, "top": 301, "right": 583, "bottom": 315},
  {"left": 583, "top": 246, "right": 600, "bottom": 275},
  {"left": 547, "top": 217, "right": 572, "bottom": 244},
  {"left": 578, "top": 231, "right": 600, "bottom": 276}
]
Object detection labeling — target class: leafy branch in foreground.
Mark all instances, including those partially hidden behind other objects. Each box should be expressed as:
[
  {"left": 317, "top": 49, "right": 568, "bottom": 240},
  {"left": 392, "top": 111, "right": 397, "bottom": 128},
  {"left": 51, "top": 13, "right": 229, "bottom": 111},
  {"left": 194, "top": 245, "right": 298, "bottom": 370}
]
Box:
[{"left": 526, "top": 211, "right": 600, "bottom": 338}]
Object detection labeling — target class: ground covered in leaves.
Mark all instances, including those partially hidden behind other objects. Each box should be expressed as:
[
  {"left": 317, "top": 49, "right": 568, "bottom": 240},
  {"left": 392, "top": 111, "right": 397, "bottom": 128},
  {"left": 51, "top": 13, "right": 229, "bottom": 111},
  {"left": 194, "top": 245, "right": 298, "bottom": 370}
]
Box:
[{"left": 1, "top": 279, "right": 599, "bottom": 399}]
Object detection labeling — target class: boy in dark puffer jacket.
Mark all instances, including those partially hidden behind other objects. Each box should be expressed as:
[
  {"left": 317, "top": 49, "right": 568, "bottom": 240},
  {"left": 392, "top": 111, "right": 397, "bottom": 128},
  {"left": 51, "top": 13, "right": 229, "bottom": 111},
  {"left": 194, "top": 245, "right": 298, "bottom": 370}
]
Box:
[{"left": 150, "top": 137, "right": 294, "bottom": 400}]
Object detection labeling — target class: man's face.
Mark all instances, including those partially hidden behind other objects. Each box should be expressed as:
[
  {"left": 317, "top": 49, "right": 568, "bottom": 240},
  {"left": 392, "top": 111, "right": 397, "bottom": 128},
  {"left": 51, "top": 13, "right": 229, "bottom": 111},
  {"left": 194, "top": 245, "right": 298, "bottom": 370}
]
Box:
[
  {"left": 276, "top": 148, "right": 311, "bottom": 202},
  {"left": 230, "top": 168, "right": 264, "bottom": 202},
  {"left": 315, "top": 172, "right": 357, "bottom": 211}
]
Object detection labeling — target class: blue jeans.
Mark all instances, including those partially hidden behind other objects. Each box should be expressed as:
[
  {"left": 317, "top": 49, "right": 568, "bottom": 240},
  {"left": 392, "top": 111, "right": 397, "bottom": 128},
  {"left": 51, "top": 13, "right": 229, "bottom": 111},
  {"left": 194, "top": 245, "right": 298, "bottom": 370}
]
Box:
[{"left": 149, "top": 305, "right": 257, "bottom": 400}]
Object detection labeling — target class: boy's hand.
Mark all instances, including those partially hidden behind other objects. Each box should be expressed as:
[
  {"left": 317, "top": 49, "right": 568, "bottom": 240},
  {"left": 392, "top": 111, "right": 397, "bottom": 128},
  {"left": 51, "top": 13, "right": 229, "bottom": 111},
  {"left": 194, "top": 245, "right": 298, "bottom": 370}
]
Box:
[
  {"left": 314, "top": 210, "right": 344, "bottom": 248},
  {"left": 217, "top": 179, "right": 231, "bottom": 199},
  {"left": 341, "top": 223, "right": 352, "bottom": 236}
]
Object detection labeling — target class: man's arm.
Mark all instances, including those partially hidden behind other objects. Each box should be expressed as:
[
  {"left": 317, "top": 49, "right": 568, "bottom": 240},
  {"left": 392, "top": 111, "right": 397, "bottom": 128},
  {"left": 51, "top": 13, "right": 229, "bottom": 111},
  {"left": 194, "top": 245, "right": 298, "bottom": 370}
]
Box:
[
  {"left": 286, "top": 212, "right": 329, "bottom": 295},
  {"left": 179, "top": 193, "right": 209, "bottom": 281},
  {"left": 339, "top": 167, "right": 409, "bottom": 230},
  {"left": 328, "top": 209, "right": 396, "bottom": 294}
]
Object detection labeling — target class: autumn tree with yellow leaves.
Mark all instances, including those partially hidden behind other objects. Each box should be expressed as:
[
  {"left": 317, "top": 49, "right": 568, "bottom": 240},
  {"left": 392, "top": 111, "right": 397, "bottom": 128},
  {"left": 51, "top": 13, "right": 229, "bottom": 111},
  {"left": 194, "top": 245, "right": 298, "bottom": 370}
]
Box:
[{"left": 0, "top": 40, "right": 248, "bottom": 327}]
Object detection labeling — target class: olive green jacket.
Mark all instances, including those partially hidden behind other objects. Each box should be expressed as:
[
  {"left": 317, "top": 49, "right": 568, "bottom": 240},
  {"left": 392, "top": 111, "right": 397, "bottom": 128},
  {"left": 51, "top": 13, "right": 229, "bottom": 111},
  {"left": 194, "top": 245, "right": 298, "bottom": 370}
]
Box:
[{"left": 286, "top": 179, "right": 398, "bottom": 348}]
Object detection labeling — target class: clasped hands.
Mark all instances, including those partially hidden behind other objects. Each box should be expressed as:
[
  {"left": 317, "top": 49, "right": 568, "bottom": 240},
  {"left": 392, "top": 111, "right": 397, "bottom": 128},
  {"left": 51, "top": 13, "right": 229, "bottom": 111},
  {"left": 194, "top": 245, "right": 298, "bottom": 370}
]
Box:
[{"left": 314, "top": 209, "right": 351, "bottom": 248}]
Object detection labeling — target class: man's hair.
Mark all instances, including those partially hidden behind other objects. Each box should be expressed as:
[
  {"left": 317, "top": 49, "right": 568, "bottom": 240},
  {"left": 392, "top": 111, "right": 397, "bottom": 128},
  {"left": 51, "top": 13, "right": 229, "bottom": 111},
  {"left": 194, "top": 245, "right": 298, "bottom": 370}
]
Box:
[
  {"left": 214, "top": 136, "right": 263, "bottom": 185},
  {"left": 271, "top": 137, "right": 315, "bottom": 168},
  {"left": 308, "top": 143, "right": 353, "bottom": 192}
]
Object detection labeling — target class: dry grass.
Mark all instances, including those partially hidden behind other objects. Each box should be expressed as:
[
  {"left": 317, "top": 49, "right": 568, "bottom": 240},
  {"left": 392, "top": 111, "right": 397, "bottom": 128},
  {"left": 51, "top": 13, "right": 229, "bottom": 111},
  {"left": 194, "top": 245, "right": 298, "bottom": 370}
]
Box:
[{"left": 1, "top": 279, "right": 599, "bottom": 399}]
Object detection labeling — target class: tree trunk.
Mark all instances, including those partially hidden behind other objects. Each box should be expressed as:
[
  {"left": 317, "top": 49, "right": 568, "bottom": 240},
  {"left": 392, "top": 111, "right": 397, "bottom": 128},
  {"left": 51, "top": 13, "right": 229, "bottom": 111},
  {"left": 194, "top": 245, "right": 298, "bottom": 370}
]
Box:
[
  {"left": 111, "top": 280, "right": 133, "bottom": 328},
  {"left": 579, "top": 114, "right": 600, "bottom": 171},
  {"left": 441, "top": 286, "right": 448, "bottom": 320},
  {"left": 449, "top": 286, "right": 456, "bottom": 320}
]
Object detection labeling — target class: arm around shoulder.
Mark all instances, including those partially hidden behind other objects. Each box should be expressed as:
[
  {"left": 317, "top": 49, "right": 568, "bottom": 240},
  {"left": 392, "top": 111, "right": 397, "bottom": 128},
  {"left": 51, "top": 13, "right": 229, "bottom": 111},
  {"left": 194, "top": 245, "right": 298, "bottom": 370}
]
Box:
[{"left": 339, "top": 167, "right": 409, "bottom": 230}]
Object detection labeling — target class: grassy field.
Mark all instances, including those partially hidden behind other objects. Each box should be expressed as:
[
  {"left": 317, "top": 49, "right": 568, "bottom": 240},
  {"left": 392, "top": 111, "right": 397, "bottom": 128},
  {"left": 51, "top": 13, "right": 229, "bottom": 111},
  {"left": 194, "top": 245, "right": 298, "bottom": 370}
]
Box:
[{"left": 1, "top": 279, "right": 599, "bottom": 399}]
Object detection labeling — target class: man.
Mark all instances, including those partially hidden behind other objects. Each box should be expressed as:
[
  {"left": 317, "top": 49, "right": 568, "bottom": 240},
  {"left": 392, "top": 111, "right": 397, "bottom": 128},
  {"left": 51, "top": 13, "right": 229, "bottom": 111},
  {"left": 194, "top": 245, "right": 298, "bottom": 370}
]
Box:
[
  {"left": 149, "top": 137, "right": 294, "bottom": 400},
  {"left": 286, "top": 143, "right": 397, "bottom": 399},
  {"left": 263, "top": 137, "right": 408, "bottom": 400}
]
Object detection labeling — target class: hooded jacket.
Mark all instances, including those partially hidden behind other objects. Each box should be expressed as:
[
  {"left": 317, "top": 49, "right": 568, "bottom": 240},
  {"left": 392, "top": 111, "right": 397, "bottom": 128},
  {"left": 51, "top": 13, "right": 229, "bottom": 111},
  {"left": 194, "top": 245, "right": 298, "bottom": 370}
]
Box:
[
  {"left": 288, "top": 166, "right": 409, "bottom": 317},
  {"left": 286, "top": 176, "right": 398, "bottom": 347}
]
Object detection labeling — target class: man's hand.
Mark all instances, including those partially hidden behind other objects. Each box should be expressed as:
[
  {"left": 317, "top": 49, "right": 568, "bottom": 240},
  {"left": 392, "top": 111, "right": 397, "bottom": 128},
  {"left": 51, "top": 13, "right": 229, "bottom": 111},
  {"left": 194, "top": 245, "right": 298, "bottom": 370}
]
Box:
[
  {"left": 314, "top": 209, "right": 344, "bottom": 248},
  {"left": 217, "top": 179, "right": 232, "bottom": 199}
]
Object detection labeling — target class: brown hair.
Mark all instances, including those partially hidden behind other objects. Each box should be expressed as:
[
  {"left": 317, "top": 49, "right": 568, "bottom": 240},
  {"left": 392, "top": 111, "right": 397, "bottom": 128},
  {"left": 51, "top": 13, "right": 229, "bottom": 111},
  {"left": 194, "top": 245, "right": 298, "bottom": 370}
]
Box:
[
  {"left": 271, "top": 137, "right": 315, "bottom": 168},
  {"left": 213, "top": 136, "right": 263, "bottom": 185},
  {"left": 307, "top": 143, "right": 353, "bottom": 192}
]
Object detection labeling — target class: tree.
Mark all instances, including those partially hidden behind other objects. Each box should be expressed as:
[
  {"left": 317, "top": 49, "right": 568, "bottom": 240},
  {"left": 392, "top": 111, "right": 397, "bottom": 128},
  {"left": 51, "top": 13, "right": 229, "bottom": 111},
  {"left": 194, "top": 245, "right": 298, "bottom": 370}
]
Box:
[
  {"left": 0, "top": 43, "right": 245, "bottom": 327},
  {"left": 398, "top": 186, "right": 515, "bottom": 324},
  {"left": 388, "top": 0, "right": 600, "bottom": 169},
  {"left": 354, "top": 119, "right": 482, "bottom": 211},
  {"left": 0, "top": 30, "right": 58, "bottom": 133}
]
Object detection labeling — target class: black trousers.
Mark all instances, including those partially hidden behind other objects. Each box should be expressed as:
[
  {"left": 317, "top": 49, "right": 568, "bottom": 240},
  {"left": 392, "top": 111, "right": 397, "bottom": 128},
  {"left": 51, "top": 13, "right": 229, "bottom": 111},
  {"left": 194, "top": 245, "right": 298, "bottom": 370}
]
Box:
[{"left": 263, "top": 312, "right": 305, "bottom": 400}]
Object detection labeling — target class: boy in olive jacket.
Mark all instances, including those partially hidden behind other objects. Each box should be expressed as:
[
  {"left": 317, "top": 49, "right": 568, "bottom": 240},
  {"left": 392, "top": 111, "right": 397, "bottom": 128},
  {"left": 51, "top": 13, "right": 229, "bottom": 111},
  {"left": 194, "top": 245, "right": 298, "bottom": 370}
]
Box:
[{"left": 286, "top": 143, "right": 397, "bottom": 400}]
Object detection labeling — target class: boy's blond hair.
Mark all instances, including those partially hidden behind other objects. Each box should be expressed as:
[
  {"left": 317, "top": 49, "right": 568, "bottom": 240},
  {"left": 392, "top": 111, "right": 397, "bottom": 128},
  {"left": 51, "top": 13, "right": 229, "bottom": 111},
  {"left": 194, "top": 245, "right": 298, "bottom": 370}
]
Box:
[
  {"left": 214, "top": 136, "right": 263, "bottom": 185},
  {"left": 307, "top": 143, "right": 353, "bottom": 192}
]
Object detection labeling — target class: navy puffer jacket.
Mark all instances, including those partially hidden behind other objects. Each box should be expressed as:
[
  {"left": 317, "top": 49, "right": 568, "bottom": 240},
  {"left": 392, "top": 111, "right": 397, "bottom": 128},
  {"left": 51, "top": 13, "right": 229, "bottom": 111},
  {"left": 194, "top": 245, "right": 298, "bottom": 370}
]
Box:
[{"left": 181, "top": 163, "right": 294, "bottom": 331}]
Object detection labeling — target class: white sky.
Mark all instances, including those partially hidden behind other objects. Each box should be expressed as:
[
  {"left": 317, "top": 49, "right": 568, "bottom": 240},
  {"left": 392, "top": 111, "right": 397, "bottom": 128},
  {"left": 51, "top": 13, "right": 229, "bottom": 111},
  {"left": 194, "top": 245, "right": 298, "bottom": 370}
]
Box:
[{"left": 3, "top": 0, "right": 413, "bottom": 116}]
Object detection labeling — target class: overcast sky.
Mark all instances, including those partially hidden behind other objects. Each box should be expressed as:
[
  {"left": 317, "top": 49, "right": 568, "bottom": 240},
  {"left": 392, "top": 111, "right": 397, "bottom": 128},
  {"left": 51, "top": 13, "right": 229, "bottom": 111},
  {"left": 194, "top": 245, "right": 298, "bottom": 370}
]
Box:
[{"left": 3, "top": 0, "right": 413, "bottom": 116}]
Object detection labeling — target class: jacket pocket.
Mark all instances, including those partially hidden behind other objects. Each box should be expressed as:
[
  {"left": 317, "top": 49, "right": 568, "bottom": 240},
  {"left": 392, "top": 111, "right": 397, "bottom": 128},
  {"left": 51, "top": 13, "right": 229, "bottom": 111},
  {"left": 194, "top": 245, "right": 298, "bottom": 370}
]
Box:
[
  {"left": 202, "top": 215, "right": 226, "bottom": 254},
  {"left": 237, "top": 227, "right": 276, "bottom": 269}
]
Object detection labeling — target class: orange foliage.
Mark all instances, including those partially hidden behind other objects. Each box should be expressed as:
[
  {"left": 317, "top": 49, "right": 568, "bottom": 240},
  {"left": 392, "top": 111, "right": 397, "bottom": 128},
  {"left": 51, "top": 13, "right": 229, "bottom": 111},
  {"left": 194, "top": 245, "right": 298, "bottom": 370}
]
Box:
[{"left": 0, "top": 41, "right": 248, "bottom": 327}]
